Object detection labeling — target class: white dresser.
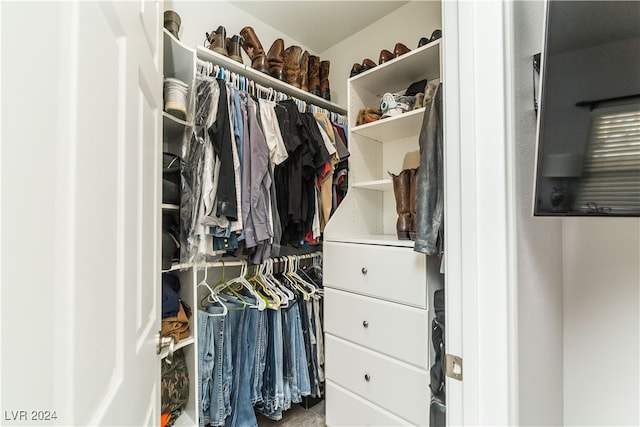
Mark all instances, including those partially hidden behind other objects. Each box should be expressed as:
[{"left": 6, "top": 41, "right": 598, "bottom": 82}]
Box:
[{"left": 323, "top": 35, "right": 444, "bottom": 426}]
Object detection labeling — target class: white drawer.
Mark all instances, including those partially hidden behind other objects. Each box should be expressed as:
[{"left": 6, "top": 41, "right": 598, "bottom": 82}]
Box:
[
  {"left": 324, "top": 288, "right": 429, "bottom": 368},
  {"left": 326, "top": 380, "right": 413, "bottom": 426},
  {"left": 325, "top": 335, "right": 429, "bottom": 426},
  {"left": 323, "top": 241, "right": 427, "bottom": 309}
]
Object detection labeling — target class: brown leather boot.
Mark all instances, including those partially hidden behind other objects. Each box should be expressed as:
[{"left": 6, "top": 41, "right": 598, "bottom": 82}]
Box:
[
  {"left": 226, "top": 35, "right": 243, "bottom": 64},
  {"left": 300, "top": 51, "right": 310, "bottom": 92},
  {"left": 409, "top": 168, "right": 418, "bottom": 241},
  {"left": 389, "top": 169, "right": 412, "bottom": 240},
  {"left": 320, "top": 60, "right": 331, "bottom": 101},
  {"left": 267, "top": 38, "right": 285, "bottom": 81},
  {"left": 379, "top": 49, "right": 394, "bottom": 64},
  {"left": 284, "top": 46, "right": 302, "bottom": 88},
  {"left": 308, "top": 55, "right": 321, "bottom": 96},
  {"left": 206, "top": 26, "right": 227, "bottom": 56},
  {"left": 394, "top": 42, "right": 411, "bottom": 57},
  {"left": 239, "top": 26, "right": 269, "bottom": 73},
  {"left": 164, "top": 10, "right": 181, "bottom": 40}
]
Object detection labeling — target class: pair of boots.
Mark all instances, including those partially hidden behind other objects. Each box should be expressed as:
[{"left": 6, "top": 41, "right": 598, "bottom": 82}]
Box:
[
  {"left": 206, "top": 26, "right": 243, "bottom": 63},
  {"left": 239, "top": 27, "right": 331, "bottom": 100},
  {"left": 389, "top": 168, "right": 418, "bottom": 240}
]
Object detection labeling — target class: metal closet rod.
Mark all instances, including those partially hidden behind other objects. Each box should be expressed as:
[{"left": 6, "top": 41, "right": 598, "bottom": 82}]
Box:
[{"left": 192, "top": 252, "right": 322, "bottom": 270}]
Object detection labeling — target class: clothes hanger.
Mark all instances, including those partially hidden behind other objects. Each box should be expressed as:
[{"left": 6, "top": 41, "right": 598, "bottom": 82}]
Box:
[
  {"left": 247, "top": 263, "right": 281, "bottom": 309},
  {"left": 259, "top": 260, "right": 289, "bottom": 308},
  {"left": 197, "top": 266, "right": 228, "bottom": 317},
  {"left": 291, "top": 255, "right": 318, "bottom": 296},
  {"left": 266, "top": 258, "right": 295, "bottom": 305}
]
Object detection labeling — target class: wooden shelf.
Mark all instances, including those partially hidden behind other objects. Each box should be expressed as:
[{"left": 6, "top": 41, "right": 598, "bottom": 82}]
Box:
[
  {"left": 353, "top": 108, "right": 426, "bottom": 142},
  {"left": 349, "top": 40, "right": 441, "bottom": 96}
]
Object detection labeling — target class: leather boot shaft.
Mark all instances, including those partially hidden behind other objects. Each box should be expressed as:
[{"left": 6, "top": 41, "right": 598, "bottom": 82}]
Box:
[
  {"left": 239, "top": 26, "right": 269, "bottom": 73},
  {"left": 267, "top": 38, "right": 285, "bottom": 81},
  {"left": 164, "top": 10, "right": 181, "bottom": 39},
  {"left": 226, "top": 35, "right": 243, "bottom": 64},
  {"left": 409, "top": 168, "right": 418, "bottom": 240},
  {"left": 320, "top": 60, "right": 331, "bottom": 101},
  {"left": 284, "top": 46, "right": 302, "bottom": 88},
  {"left": 299, "top": 51, "right": 310, "bottom": 92},
  {"left": 308, "top": 55, "right": 320, "bottom": 96},
  {"left": 389, "top": 169, "right": 412, "bottom": 240},
  {"left": 206, "top": 26, "right": 227, "bottom": 56}
]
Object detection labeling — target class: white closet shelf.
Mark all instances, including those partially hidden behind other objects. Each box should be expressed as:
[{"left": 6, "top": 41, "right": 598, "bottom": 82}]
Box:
[
  {"left": 195, "top": 46, "right": 347, "bottom": 115},
  {"left": 171, "top": 411, "right": 196, "bottom": 427},
  {"left": 163, "top": 112, "right": 190, "bottom": 145},
  {"left": 349, "top": 40, "right": 441, "bottom": 96},
  {"left": 353, "top": 108, "right": 426, "bottom": 142},
  {"left": 351, "top": 179, "right": 393, "bottom": 191},
  {"left": 161, "top": 203, "right": 180, "bottom": 210},
  {"left": 325, "top": 234, "right": 415, "bottom": 248},
  {"left": 160, "top": 335, "right": 195, "bottom": 360},
  {"left": 163, "top": 29, "right": 195, "bottom": 86}
]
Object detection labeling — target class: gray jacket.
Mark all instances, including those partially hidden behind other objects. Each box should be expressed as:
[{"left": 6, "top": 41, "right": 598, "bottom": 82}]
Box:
[{"left": 414, "top": 83, "right": 444, "bottom": 255}]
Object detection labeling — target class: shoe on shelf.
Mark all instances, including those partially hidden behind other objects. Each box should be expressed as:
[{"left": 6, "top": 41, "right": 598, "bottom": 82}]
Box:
[
  {"left": 164, "top": 10, "right": 181, "bottom": 39},
  {"left": 320, "top": 60, "right": 331, "bottom": 100},
  {"left": 308, "top": 55, "right": 321, "bottom": 96},
  {"left": 283, "top": 45, "right": 303, "bottom": 88},
  {"left": 240, "top": 26, "right": 269, "bottom": 74},
  {"left": 267, "top": 38, "right": 285, "bottom": 81},
  {"left": 394, "top": 42, "right": 411, "bottom": 57},
  {"left": 227, "top": 35, "right": 243, "bottom": 63},
  {"left": 350, "top": 63, "right": 362, "bottom": 77},
  {"left": 378, "top": 49, "right": 394, "bottom": 65},
  {"left": 417, "top": 36, "right": 429, "bottom": 48},
  {"left": 430, "top": 29, "right": 442, "bottom": 42},
  {"left": 360, "top": 58, "right": 377, "bottom": 73},
  {"left": 206, "top": 26, "right": 227, "bottom": 56}
]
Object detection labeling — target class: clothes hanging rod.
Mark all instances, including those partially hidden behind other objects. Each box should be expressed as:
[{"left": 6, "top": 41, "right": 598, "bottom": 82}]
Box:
[
  {"left": 168, "top": 252, "right": 322, "bottom": 271},
  {"left": 196, "top": 45, "right": 347, "bottom": 115},
  {"left": 575, "top": 93, "right": 640, "bottom": 110}
]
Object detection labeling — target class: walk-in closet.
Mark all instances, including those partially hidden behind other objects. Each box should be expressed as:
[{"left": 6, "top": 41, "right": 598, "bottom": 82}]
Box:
[{"left": 11, "top": 1, "right": 637, "bottom": 427}]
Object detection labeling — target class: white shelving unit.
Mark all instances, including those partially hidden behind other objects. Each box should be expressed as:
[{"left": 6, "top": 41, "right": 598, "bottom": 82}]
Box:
[{"left": 323, "top": 35, "right": 444, "bottom": 425}]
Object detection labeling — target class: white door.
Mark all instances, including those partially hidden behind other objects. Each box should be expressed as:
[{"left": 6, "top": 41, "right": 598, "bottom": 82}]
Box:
[{"left": 1, "top": 1, "right": 163, "bottom": 426}]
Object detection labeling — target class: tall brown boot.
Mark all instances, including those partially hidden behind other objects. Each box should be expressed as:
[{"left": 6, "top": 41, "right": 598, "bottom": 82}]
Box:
[
  {"left": 267, "top": 39, "right": 285, "bottom": 81},
  {"left": 320, "top": 60, "right": 331, "bottom": 101},
  {"left": 283, "top": 46, "right": 302, "bottom": 88},
  {"left": 409, "top": 168, "right": 418, "bottom": 241},
  {"left": 206, "top": 26, "right": 227, "bottom": 56},
  {"left": 308, "top": 55, "right": 320, "bottom": 96},
  {"left": 300, "top": 51, "right": 310, "bottom": 92},
  {"left": 239, "top": 26, "right": 269, "bottom": 74},
  {"left": 389, "top": 169, "right": 412, "bottom": 240}
]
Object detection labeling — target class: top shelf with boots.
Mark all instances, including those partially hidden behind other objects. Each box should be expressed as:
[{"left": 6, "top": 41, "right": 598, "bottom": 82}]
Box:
[
  {"left": 350, "top": 39, "right": 441, "bottom": 96},
  {"left": 195, "top": 45, "right": 347, "bottom": 115}
]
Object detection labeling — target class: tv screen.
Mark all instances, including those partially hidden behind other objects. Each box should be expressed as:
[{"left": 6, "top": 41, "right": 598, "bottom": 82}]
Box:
[{"left": 534, "top": 0, "right": 640, "bottom": 216}]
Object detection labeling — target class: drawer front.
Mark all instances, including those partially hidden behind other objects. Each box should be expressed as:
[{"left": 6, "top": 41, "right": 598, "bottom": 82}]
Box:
[
  {"left": 324, "top": 288, "right": 429, "bottom": 368},
  {"left": 325, "top": 335, "right": 429, "bottom": 426},
  {"left": 323, "top": 241, "right": 427, "bottom": 309},
  {"left": 326, "top": 380, "right": 413, "bottom": 427}
]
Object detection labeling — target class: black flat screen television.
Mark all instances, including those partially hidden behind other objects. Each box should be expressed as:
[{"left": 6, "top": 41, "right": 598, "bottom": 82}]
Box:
[{"left": 534, "top": 0, "right": 640, "bottom": 216}]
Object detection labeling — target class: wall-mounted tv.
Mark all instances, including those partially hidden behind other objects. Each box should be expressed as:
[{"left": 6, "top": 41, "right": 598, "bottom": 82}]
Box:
[{"left": 534, "top": 0, "right": 640, "bottom": 216}]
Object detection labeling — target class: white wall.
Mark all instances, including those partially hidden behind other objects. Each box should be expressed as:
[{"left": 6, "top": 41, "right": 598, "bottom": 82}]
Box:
[
  {"left": 321, "top": 1, "right": 441, "bottom": 107},
  {"left": 562, "top": 218, "right": 640, "bottom": 426},
  {"left": 512, "top": 3, "right": 565, "bottom": 425}
]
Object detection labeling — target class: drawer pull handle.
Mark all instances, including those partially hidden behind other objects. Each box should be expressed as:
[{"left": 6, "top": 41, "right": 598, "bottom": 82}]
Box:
[
  {"left": 361, "top": 267, "right": 368, "bottom": 275},
  {"left": 364, "top": 374, "right": 371, "bottom": 382},
  {"left": 362, "top": 320, "right": 369, "bottom": 328}
]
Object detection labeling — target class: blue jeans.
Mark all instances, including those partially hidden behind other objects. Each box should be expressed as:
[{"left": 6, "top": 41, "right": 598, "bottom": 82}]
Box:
[
  {"left": 255, "top": 309, "right": 285, "bottom": 420},
  {"left": 198, "top": 306, "right": 232, "bottom": 427},
  {"left": 282, "top": 299, "right": 311, "bottom": 404},
  {"left": 224, "top": 298, "right": 259, "bottom": 427}
]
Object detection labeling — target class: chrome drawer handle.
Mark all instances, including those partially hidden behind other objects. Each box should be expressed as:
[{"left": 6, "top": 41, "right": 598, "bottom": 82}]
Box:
[
  {"left": 362, "top": 320, "right": 369, "bottom": 328},
  {"left": 364, "top": 374, "right": 371, "bottom": 382},
  {"left": 361, "top": 267, "right": 368, "bottom": 275}
]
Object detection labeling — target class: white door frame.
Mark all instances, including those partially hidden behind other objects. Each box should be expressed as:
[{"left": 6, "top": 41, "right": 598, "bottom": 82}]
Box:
[{"left": 442, "top": 1, "right": 518, "bottom": 425}]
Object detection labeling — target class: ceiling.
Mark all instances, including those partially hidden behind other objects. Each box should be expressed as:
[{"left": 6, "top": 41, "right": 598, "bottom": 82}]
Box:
[
  {"left": 548, "top": 0, "right": 640, "bottom": 54},
  {"left": 228, "top": 1, "right": 410, "bottom": 52}
]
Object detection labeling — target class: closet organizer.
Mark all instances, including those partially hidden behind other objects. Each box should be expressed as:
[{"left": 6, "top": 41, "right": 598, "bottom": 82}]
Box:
[{"left": 160, "top": 27, "right": 347, "bottom": 427}]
